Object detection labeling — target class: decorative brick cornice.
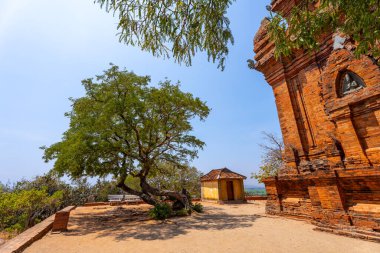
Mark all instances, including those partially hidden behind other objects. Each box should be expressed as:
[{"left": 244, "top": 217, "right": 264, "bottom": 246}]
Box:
[{"left": 271, "top": 0, "right": 302, "bottom": 16}]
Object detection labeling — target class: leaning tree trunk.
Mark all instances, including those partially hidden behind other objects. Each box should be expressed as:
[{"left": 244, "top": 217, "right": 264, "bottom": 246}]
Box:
[
  {"left": 140, "top": 180, "right": 191, "bottom": 211},
  {"left": 172, "top": 189, "right": 192, "bottom": 212},
  {"left": 116, "top": 179, "right": 157, "bottom": 205},
  {"left": 117, "top": 175, "right": 191, "bottom": 211}
]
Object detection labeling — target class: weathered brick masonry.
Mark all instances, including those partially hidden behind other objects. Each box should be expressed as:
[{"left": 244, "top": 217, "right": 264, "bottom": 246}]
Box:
[{"left": 254, "top": 0, "right": 380, "bottom": 233}]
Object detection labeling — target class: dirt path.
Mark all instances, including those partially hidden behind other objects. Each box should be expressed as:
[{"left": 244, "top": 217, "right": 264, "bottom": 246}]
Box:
[{"left": 23, "top": 201, "right": 380, "bottom": 253}]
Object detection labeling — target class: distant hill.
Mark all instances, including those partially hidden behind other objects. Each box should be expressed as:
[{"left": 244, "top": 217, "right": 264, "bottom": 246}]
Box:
[
  {"left": 245, "top": 186, "right": 266, "bottom": 196},
  {"left": 244, "top": 185, "right": 265, "bottom": 190}
]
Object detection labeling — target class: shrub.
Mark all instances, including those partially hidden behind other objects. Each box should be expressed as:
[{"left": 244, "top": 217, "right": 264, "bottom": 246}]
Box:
[
  {"left": 149, "top": 202, "right": 172, "bottom": 220},
  {"left": 174, "top": 209, "right": 189, "bottom": 217},
  {"left": 0, "top": 173, "right": 131, "bottom": 238},
  {"left": 192, "top": 203, "right": 203, "bottom": 213},
  {"left": 0, "top": 187, "right": 63, "bottom": 232}
]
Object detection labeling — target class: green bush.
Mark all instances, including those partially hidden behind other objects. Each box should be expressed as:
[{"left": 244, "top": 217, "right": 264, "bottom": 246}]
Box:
[
  {"left": 149, "top": 202, "right": 172, "bottom": 220},
  {"left": 0, "top": 187, "right": 63, "bottom": 233},
  {"left": 192, "top": 203, "right": 203, "bottom": 213},
  {"left": 0, "top": 172, "right": 134, "bottom": 238},
  {"left": 174, "top": 208, "right": 189, "bottom": 217}
]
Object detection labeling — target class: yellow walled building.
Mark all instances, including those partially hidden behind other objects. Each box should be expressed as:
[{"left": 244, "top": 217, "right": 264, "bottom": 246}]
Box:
[{"left": 200, "top": 168, "right": 246, "bottom": 203}]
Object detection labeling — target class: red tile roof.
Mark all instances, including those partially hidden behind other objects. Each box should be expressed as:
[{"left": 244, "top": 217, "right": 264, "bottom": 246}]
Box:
[{"left": 200, "top": 168, "right": 247, "bottom": 181}]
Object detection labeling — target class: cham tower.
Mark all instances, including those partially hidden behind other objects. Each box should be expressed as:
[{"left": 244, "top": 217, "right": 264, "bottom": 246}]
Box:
[{"left": 253, "top": 0, "right": 380, "bottom": 235}]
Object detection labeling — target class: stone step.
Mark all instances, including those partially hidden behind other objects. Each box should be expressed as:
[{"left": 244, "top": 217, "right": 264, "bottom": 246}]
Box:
[{"left": 314, "top": 226, "right": 380, "bottom": 243}]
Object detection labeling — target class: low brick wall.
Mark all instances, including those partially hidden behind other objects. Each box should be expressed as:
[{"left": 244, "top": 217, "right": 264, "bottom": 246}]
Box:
[
  {"left": 52, "top": 206, "right": 76, "bottom": 232},
  {"left": 110, "top": 200, "right": 145, "bottom": 206},
  {"left": 0, "top": 206, "right": 76, "bottom": 253},
  {"left": 245, "top": 196, "right": 267, "bottom": 201},
  {"left": 0, "top": 215, "right": 55, "bottom": 253},
  {"left": 84, "top": 202, "right": 109, "bottom": 207},
  {"left": 84, "top": 201, "right": 146, "bottom": 207},
  {"left": 84, "top": 199, "right": 201, "bottom": 207}
]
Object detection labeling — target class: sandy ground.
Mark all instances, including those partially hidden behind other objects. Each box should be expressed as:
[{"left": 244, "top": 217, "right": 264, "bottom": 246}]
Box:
[{"left": 23, "top": 201, "right": 380, "bottom": 253}]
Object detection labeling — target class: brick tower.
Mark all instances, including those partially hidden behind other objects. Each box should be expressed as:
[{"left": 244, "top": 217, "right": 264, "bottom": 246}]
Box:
[{"left": 253, "top": 0, "right": 380, "bottom": 234}]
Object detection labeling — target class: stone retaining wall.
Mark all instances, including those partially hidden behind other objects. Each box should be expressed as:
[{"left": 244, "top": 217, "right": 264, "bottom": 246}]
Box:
[
  {"left": 0, "top": 215, "right": 55, "bottom": 253},
  {"left": 245, "top": 196, "right": 267, "bottom": 201},
  {"left": 0, "top": 206, "right": 75, "bottom": 253}
]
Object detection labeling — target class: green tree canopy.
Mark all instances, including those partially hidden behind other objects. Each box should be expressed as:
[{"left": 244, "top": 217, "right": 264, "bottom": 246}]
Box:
[
  {"left": 268, "top": 0, "right": 380, "bottom": 60},
  {"left": 43, "top": 65, "right": 209, "bottom": 209},
  {"left": 95, "top": 0, "right": 235, "bottom": 70},
  {"left": 95, "top": 1, "right": 379, "bottom": 69},
  {"left": 0, "top": 172, "right": 134, "bottom": 237},
  {"left": 0, "top": 187, "right": 62, "bottom": 232},
  {"left": 148, "top": 162, "right": 202, "bottom": 198}
]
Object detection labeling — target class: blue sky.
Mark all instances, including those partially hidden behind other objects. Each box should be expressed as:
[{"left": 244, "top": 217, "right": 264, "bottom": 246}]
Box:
[{"left": 0, "top": 0, "right": 279, "bottom": 186}]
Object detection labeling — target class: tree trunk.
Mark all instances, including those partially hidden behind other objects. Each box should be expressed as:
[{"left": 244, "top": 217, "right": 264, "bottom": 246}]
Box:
[
  {"left": 140, "top": 180, "right": 191, "bottom": 211},
  {"left": 117, "top": 175, "right": 191, "bottom": 211},
  {"left": 116, "top": 179, "right": 157, "bottom": 205}
]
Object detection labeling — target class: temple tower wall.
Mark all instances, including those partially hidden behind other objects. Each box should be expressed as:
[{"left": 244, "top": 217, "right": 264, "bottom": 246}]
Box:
[{"left": 254, "top": 0, "right": 380, "bottom": 233}]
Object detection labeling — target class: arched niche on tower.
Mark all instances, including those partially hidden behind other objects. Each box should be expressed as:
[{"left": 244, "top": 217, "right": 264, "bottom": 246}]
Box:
[
  {"left": 320, "top": 49, "right": 380, "bottom": 168},
  {"left": 336, "top": 70, "right": 366, "bottom": 98}
]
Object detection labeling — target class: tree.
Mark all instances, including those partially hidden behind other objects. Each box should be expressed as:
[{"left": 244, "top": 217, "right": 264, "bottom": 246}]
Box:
[
  {"left": 13, "top": 172, "right": 93, "bottom": 207},
  {"left": 95, "top": 1, "right": 379, "bottom": 69},
  {"left": 251, "top": 132, "right": 284, "bottom": 183},
  {"left": 92, "top": 179, "right": 124, "bottom": 202},
  {"left": 42, "top": 65, "right": 210, "bottom": 211},
  {"left": 267, "top": 0, "right": 380, "bottom": 60},
  {"left": 95, "top": 0, "right": 235, "bottom": 70},
  {"left": 0, "top": 182, "right": 11, "bottom": 193},
  {"left": 0, "top": 187, "right": 62, "bottom": 232},
  {"left": 1, "top": 172, "right": 138, "bottom": 237},
  {"left": 148, "top": 162, "right": 202, "bottom": 198}
]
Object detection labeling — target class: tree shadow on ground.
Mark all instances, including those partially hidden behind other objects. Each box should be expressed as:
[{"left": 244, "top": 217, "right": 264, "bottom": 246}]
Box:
[{"left": 63, "top": 204, "right": 262, "bottom": 241}]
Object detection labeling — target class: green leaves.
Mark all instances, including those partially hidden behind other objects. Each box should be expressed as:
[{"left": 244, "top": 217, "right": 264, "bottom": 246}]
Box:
[
  {"left": 95, "top": 0, "right": 235, "bottom": 70},
  {"left": 0, "top": 187, "right": 63, "bottom": 232},
  {"left": 43, "top": 65, "right": 209, "bottom": 183},
  {"left": 148, "top": 162, "right": 202, "bottom": 198},
  {"left": 95, "top": 1, "right": 379, "bottom": 67},
  {"left": 268, "top": 0, "right": 380, "bottom": 60}
]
